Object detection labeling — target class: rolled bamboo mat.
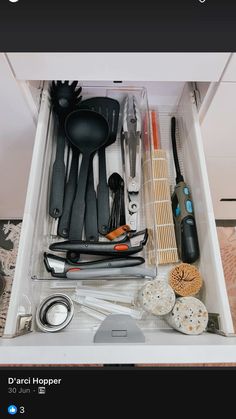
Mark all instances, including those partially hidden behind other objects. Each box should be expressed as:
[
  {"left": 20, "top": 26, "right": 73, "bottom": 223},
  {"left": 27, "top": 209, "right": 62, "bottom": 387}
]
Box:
[{"left": 149, "top": 111, "right": 178, "bottom": 264}]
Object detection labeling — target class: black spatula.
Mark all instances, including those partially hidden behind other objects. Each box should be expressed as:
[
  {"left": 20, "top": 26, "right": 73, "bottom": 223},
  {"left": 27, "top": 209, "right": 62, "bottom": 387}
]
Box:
[{"left": 79, "top": 97, "right": 120, "bottom": 236}]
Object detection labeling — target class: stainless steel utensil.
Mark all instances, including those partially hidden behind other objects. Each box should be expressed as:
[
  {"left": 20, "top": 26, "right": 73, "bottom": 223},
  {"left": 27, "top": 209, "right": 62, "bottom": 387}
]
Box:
[
  {"left": 35, "top": 294, "right": 74, "bottom": 332},
  {"left": 121, "top": 96, "right": 142, "bottom": 231}
]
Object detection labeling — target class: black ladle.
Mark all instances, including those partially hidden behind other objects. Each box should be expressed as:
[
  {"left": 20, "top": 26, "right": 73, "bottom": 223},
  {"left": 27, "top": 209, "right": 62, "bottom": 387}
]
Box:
[{"left": 65, "top": 109, "right": 109, "bottom": 241}]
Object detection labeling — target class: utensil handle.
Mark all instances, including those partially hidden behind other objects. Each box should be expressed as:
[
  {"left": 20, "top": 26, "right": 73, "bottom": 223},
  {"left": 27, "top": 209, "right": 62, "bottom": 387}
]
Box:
[
  {"left": 85, "top": 157, "right": 99, "bottom": 241},
  {"left": 66, "top": 266, "right": 155, "bottom": 280},
  {"left": 50, "top": 238, "right": 144, "bottom": 256},
  {"left": 69, "top": 153, "right": 90, "bottom": 241},
  {"left": 49, "top": 124, "right": 66, "bottom": 218},
  {"left": 97, "top": 147, "right": 110, "bottom": 235},
  {"left": 67, "top": 257, "right": 144, "bottom": 271},
  {"left": 58, "top": 147, "right": 79, "bottom": 238},
  {"left": 120, "top": 187, "right": 126, "bottom": 225}
]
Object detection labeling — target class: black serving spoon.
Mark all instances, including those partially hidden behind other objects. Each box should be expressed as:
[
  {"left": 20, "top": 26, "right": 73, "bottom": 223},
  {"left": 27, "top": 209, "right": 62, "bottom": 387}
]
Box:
[{"left": 65, "top": 109, "right": 109, "bottom": 241}]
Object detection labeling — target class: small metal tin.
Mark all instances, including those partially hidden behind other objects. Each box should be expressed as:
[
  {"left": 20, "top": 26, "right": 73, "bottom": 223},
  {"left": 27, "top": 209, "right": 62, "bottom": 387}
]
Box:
[{"left": 36, "top": 294, "right": 74, "bottom": 332}]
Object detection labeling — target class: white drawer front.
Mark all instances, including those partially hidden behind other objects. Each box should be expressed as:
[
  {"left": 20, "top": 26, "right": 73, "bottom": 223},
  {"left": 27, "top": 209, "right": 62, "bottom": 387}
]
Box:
[{"left": 7, "top": 53, "right": 230, "bottom": 82}]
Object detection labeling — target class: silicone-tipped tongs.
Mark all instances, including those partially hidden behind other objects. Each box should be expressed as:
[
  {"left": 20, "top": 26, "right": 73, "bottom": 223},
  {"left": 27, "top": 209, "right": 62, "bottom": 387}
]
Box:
[
  {"left": 121, "top": 96, "right": 142, "bottom": 231},
  {"left": 121, "top": 95, "right": 142, "bottom": 193}
]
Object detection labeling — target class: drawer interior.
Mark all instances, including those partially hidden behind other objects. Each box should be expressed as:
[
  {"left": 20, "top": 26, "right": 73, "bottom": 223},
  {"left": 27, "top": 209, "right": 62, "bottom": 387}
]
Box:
[{"left": 2, "top": 81, "right": 234, "bottom": 353}]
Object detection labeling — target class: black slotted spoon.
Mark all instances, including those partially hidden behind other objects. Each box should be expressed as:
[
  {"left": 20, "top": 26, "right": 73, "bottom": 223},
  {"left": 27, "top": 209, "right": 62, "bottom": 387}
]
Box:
[
  {"left": 49, "top": 81, "right": 82, "bottom": 218},
  {"left": 79, "top": 97, "right": 120, "bottom": 236}
]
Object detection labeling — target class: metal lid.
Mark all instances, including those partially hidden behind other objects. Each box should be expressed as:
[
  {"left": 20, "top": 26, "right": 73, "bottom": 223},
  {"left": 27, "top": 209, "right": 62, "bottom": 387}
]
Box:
[
  {"left": 45, "top": 302, "right": 69, "bottom": 326},
  {"left": 36, "top": 294, "right": 74, "bottom": 332}
]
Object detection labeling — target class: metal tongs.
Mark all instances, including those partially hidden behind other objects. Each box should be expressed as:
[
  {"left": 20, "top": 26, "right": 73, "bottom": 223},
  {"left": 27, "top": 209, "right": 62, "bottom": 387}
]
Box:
[{"left": 121, "top": 95, "right": 142, "bottom": 231}]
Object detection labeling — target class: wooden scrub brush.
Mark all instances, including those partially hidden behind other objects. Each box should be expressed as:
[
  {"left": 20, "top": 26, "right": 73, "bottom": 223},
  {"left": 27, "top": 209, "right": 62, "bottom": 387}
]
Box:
[{"left": 169, "top": 263, "right": 203, "bottom": 297}]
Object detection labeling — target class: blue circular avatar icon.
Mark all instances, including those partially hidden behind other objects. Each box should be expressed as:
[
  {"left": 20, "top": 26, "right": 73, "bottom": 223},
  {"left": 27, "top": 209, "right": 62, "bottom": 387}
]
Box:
[{"left": 8, "top": 405, "right": 17, "bottom": 415}]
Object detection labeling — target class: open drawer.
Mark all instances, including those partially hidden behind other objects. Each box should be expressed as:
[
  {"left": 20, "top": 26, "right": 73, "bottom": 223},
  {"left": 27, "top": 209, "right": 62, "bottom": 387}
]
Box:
[{"left": 1, "top": 81, "right": 235, "bottom": 365}]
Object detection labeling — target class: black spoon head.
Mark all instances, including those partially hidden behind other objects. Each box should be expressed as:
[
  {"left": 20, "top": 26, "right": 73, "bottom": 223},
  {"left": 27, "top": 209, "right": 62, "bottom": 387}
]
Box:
[
  {"left": 65, "top": 109, "right": 109, "bottom": 155},
  {"left": 78, "top": 97, "right": 120, "bottom": 147},
  {"left": 108, "top": 172, "right": 124, "bottom": 192}
]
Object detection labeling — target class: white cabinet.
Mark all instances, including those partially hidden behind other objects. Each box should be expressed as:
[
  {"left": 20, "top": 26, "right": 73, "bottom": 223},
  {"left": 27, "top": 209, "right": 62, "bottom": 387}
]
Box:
[
  {"left": 201, "top": 83, "right": 236, "bottom": 157},
  {"left": 7, "top": 53, "right": 230, "bottom": 82},
  {"left": 222, "top": 53, "right": 236, "bottom": 82},
  {"left": 205, "top": 157, "right": 236, "bottom": 220},
  {"left": 201, "top": 82, "right": 236, "bottom": 219}
]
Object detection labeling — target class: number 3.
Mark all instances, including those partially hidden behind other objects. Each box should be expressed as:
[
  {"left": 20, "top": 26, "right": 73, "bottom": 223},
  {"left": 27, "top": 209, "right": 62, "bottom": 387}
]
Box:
[{"left": 20, "top": 406, "right": 25, "bottom": 414}]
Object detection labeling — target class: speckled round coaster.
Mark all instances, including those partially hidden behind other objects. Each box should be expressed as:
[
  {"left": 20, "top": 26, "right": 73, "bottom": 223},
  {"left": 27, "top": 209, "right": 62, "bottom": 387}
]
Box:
[
  {"left": 165, "top": 296, "right": 208, "bottom": 335},
  {"left": 139, "top": 279, "right": 176, "bottom": 316},
  {"left": 169, "top": 263, "right": 203, "bottom": 297}
]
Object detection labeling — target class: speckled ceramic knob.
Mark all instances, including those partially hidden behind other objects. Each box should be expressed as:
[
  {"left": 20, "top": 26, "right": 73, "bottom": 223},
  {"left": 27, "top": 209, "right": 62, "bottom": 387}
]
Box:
[
  {"left": 139, "top": 279, "right": 176, "bottom": 316},
  {"left": 165, "top": 296, "right": 208, "bottom": 335}
]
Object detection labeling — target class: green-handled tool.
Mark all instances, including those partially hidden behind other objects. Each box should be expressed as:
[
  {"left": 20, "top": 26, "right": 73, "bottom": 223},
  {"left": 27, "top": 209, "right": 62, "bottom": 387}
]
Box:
[{"left": 171, "top": 117, "right": 200, "bottom": 263}]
